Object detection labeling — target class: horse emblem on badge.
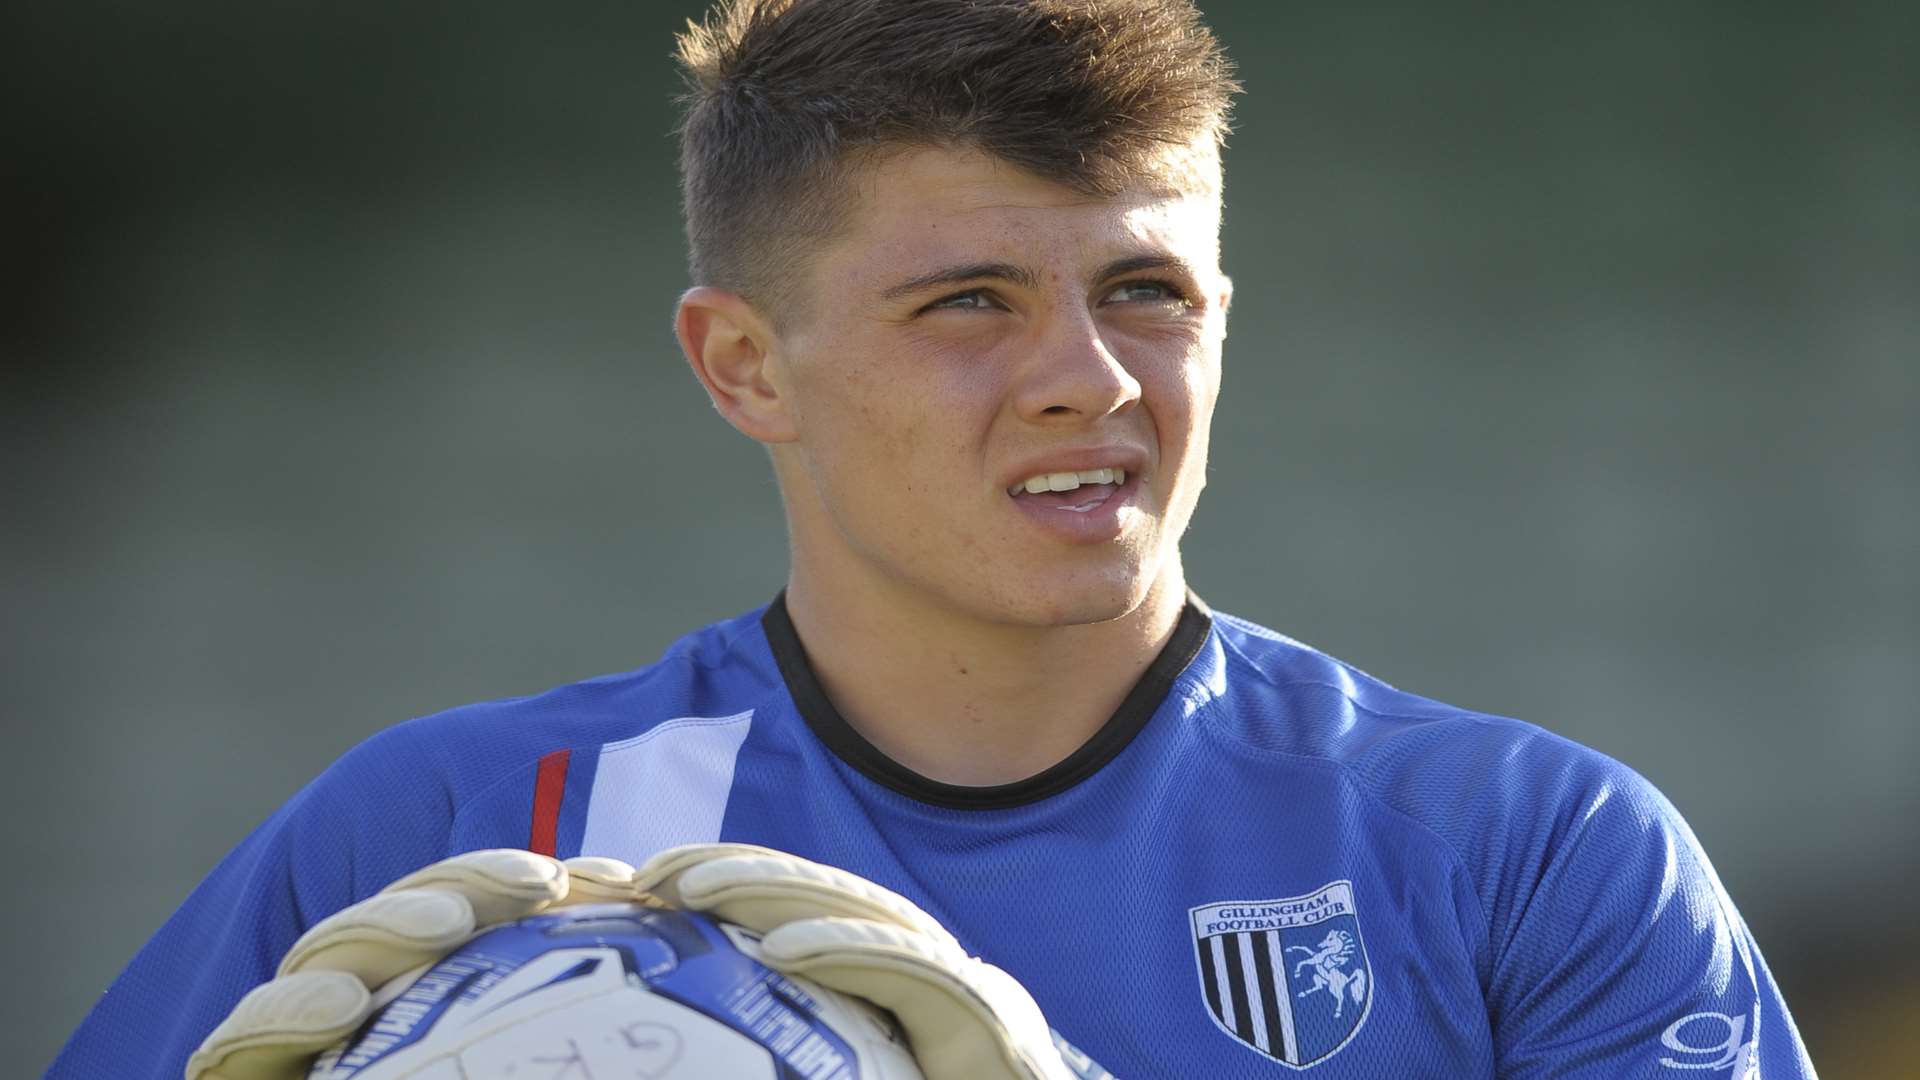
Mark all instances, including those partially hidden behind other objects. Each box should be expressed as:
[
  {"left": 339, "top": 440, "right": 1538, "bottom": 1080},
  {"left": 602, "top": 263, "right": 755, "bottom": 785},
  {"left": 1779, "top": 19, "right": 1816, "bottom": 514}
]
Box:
[
  {"left": 1288, "top": 928, "right": 1368, "bottom": 1018},
  {"left": 1189, "top": 881, "right": 1373, "bottom": 1069}
]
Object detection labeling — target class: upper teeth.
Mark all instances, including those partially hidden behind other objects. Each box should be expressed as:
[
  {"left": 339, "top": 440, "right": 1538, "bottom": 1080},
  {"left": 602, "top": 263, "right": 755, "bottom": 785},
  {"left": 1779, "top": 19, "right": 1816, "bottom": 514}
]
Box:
[{"left": 1011, "top": 467, "right": 1126, "bottom": 495}]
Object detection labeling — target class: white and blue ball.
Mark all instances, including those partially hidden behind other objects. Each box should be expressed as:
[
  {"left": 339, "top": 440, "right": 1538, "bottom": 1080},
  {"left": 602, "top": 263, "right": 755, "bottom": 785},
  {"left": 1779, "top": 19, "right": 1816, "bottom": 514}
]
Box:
[{"left": 308, "top": 903, "right": 923, "bottom": 1079}]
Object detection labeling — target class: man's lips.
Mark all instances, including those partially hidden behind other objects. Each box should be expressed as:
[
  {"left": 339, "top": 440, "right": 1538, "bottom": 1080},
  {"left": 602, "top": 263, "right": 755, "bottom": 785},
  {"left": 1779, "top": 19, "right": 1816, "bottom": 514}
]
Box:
[{"left": 1003, "top": 467, "right": 1143, "bottom": 542}]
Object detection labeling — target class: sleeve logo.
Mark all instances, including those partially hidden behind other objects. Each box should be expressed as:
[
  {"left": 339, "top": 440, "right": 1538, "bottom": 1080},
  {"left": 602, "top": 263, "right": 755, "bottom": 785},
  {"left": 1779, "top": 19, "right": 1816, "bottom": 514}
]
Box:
[
  {"left": 1659, "top": 1010, "right": 1760, "bottom": 1076},
  {"left": 1188, "top": 881, "right": 1374, "bottom": 1069}
]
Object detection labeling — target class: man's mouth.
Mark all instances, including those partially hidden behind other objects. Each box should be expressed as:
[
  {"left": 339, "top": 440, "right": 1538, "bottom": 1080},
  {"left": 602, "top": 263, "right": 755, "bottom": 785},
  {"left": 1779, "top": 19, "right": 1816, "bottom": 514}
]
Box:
[{"left": 1006, "top": 468, "right": 1127, "bottom": 513}]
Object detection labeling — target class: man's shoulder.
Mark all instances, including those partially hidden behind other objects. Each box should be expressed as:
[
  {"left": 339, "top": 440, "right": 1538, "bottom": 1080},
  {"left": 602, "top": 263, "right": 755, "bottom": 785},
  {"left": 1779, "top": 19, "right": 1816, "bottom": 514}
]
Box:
[
  {"left": 1202, "top": 609, "right": 1663, "bottom": 870},
  {"left": 1203, "top": 608, "right": 1581, "bottom": 761},
  {"left": 323, "top": 603, "right": 786, "bottom": 794}
]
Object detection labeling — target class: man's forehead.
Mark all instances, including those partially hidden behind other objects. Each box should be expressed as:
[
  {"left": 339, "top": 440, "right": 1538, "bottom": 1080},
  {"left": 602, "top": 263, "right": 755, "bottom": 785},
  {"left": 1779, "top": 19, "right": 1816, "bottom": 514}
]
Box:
[
  {"left": 834, "top": 144, "right": 1223, "bottom": 271},
  {"left": 850, "top": 140, "right": 1220, "bottom": 210}
]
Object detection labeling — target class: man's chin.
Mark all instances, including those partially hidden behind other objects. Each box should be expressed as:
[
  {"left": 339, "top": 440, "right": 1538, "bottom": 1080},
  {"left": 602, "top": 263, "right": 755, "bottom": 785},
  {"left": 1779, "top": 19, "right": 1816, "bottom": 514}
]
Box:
[{"left": 968, "top": 565, "right": 1168, "bottom": 630}]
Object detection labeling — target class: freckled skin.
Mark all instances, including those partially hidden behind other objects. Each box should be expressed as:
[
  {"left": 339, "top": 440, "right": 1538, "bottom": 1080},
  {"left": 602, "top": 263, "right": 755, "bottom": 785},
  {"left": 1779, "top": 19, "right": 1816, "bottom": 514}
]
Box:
[
  {"left": 678, "top": 142, "right": 1233, "bottom": 780},
  {"left": 770, "top": 145, "right": 1232, "bottom": 631}
]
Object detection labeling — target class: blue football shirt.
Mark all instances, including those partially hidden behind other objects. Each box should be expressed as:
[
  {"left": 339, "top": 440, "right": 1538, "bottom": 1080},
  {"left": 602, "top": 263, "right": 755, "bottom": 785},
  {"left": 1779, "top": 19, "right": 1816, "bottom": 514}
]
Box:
[{"left": 51, "top": 596, "right": 1814, "bottom": 1078}]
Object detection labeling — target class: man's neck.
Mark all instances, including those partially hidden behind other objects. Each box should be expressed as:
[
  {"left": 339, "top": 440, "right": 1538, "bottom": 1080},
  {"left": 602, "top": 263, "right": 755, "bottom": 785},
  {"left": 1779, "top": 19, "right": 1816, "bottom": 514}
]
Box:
[{"left": 781, "top": 568, "right": 1189, "bottom": 787}]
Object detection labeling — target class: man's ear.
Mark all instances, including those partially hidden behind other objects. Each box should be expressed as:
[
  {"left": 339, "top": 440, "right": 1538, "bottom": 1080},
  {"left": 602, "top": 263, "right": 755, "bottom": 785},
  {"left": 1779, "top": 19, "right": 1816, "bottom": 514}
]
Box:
[{"left": 675, "top": 286, "right": 798, "bottom": 443}]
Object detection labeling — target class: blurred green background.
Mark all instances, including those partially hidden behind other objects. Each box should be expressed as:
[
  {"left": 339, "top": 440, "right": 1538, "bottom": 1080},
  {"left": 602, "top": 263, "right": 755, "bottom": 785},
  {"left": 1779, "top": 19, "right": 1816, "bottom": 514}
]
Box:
[{"left": 6, "top": 1, "right": 1915, "bottom": 1074}]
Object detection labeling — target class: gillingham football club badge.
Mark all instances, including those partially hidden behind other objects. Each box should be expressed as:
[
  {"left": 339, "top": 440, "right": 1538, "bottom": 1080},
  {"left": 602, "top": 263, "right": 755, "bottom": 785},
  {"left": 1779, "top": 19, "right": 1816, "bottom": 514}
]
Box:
[{"left": 1189, "top": 881, "right": 1373, "bottom": 1068}]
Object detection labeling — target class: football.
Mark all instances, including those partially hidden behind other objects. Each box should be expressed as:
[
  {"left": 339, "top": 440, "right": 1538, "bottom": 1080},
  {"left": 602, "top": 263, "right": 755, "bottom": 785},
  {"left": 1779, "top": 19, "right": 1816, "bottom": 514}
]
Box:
[{"left": 306, "top": 902, "right": 925, "bottom": 1079}]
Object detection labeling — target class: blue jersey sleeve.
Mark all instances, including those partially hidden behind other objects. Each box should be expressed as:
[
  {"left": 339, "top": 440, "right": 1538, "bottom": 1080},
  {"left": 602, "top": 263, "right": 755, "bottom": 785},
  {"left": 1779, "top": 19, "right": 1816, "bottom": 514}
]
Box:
[
  {"left": 47, "top": 722, "right": 466, "bottom": 1080},
  {"left": 1482, "top": 753, "right": 1815, "bottom": 1079}
]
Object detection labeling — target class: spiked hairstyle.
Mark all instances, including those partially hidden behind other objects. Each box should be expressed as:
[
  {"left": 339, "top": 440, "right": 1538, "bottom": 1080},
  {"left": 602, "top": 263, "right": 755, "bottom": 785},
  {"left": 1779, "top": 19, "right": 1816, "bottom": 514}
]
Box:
[{"left": 674, "top": 0, "right": 1239, "bottom": 321}]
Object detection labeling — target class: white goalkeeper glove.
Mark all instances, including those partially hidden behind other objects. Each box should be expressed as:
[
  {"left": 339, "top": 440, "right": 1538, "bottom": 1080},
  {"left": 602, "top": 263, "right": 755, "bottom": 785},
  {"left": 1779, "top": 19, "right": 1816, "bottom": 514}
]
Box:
[
  {"left": 634, "top": 842, "right": 1099, "bottom": 1080},
  {"left": 183, "top": 849, "right": 642, "bottom": 1080},
  {"left": 187, "top": 844, "right": 1105, "bottom": 1080}
]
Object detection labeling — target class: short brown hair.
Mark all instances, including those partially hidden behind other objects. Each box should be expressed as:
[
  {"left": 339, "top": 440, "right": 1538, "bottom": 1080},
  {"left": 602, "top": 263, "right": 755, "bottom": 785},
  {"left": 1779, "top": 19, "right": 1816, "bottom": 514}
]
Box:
[{"left": 674, "top": 0, "right": 1238, "bottom": 320}]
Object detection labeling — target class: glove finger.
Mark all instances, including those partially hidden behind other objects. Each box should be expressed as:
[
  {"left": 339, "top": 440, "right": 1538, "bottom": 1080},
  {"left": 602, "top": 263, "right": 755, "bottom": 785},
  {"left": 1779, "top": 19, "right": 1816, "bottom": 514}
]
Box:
[
  {"left": 554, "top": 855, "right": 648, "bottom": 906},
  {"left": 761, "top": 913, "right": 973, "bottom": 974},
  {"left": 641, "top": 845, "right": 955, "bottom": 945},
  {"left": 378, "top": 848, "right": 568, "bottom": 927},
  {"left": 278, "top": 888, "right": 476, "bottom": 986},
  {"left": 760, "top": 918, "right": 1050, "bottom": 1080},
  {"left": 632, "top": 842, "right": 796, "bottom": 906},
  {"left": 185, "top": 971, "right": 370, "bottom": 1080}
]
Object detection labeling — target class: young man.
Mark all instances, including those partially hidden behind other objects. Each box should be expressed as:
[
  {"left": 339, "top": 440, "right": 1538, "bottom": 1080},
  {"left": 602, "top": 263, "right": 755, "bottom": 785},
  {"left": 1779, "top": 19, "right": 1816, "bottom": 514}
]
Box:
[{"left": 54, "top": 1, "right": 1814, "bottom": 1077}]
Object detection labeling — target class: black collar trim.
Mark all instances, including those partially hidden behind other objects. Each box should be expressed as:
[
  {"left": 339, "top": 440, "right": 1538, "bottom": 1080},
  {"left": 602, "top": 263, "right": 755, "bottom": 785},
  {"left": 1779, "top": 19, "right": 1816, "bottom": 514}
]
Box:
[{"left": 760, "top": 591, "right": 1213, "bottom": 811}]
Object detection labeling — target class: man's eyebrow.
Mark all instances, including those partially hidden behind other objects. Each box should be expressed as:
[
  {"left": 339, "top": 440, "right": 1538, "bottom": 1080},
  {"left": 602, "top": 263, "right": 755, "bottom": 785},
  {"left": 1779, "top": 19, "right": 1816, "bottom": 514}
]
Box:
[
  {"left": 880, "top": 261, "right": 1039, "bottom": 301},
  {"left": 878, "top": 254, "right": 1196, "bottom": 302},
  {"left": 1095, "top": 253, "right": 1196, "bottom": 281}
]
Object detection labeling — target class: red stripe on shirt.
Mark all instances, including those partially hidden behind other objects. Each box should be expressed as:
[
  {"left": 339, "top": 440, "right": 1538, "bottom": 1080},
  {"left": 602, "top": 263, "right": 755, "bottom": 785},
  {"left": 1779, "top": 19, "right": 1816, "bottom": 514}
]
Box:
[{"left": 529, "top": 748, "right": 570, "bottom": 856}]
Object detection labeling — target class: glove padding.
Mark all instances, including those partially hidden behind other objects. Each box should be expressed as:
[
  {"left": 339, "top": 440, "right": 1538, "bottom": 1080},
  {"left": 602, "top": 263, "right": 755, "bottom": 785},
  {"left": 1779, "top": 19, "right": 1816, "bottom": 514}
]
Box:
[
  {"left": 637, "top": 843, "right": 1083, "bottom": 1080},
  {"left": 184, "top": 850, "right": 645, "bottom": 1080}
]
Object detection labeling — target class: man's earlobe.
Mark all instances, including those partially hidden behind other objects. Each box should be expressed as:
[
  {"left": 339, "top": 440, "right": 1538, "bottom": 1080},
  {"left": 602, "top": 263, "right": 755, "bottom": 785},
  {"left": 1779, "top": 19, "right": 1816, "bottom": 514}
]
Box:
[{"left": 675, "top": 287, "right": 799, "bottom": 444}]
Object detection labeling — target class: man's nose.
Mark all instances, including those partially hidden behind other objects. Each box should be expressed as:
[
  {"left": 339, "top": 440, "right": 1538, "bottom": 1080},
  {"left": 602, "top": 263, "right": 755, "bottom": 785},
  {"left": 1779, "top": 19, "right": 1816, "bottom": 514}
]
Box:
[{"left": 1010, "top": 310, "right": 1143, "bottom": 423}]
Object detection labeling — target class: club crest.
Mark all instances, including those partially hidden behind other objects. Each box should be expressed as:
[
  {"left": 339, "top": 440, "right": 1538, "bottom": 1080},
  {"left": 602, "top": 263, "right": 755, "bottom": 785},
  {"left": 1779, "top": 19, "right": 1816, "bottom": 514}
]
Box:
[{"left": 1189, "top": 881, "right": 1373, "bottom": 1068}]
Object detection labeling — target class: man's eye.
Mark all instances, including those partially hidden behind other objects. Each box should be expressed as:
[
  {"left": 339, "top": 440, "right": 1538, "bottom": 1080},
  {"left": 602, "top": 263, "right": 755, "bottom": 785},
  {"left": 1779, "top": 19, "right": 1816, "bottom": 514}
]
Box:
[
  {"left": 1102, "top": 279, "right": 1191, "bottom": 306},
  {"left": 924, "top": 289, "right": 1002, "bottom": 312}
]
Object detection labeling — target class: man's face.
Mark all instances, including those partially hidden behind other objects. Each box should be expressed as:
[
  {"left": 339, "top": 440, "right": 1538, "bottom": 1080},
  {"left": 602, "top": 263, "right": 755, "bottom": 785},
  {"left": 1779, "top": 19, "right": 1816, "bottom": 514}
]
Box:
[{"left": 768, "top": 144, "right": 1230, "bottom": 627}]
